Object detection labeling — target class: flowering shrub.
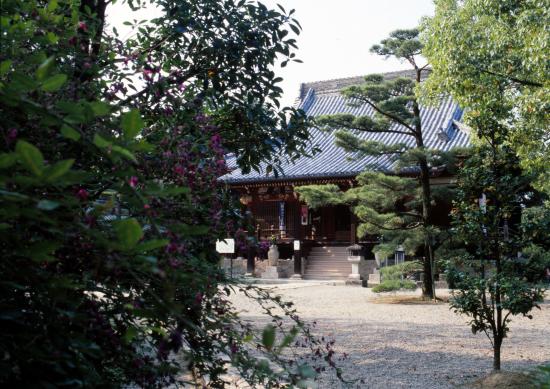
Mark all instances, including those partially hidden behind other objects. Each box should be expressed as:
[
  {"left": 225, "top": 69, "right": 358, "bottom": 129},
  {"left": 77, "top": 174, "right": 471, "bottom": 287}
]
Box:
[{"left": 0, "top": 0, "right": 342, "bottom": 387}]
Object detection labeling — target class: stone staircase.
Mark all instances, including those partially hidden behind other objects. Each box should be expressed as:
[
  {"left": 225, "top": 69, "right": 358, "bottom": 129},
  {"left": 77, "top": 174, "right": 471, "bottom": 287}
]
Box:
[{"left": 303, "top": 246, "right": 351, "bottom": 280}]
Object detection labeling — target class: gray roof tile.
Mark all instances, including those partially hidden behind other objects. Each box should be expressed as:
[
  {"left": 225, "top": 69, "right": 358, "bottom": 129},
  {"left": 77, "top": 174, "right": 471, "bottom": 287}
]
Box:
[{"left": 222, "top": 72, "right": 470, "bottom": 184}]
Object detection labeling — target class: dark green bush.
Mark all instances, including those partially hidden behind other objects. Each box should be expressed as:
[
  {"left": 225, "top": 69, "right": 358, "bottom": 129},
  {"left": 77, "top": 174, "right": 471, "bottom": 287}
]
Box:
[
  {"left": 0, "top": 0, "right": 341, "bottom": 387},
  {"left": 379, "top": 260, "right": 422, "bottom": 281},
  {"left": 372, "top": 279, "right": 417, "bottom": 293}
]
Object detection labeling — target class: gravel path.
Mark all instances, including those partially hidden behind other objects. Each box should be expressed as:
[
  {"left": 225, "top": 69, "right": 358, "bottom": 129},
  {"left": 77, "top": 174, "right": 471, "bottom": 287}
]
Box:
[{"left": 229, "top": 283, "right": 550, "bottom": 388}]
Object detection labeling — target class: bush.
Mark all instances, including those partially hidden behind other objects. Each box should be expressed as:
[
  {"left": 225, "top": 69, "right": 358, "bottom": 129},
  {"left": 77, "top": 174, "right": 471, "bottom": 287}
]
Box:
[
  {"left": 0, "top": 0, "right": 341, "bottom": 387},
  {"left": 379, "top": 261, "right": 422, "bottom": 280},
  {"left": 372, "top": 279, "right": 417, "bottom": 293}
]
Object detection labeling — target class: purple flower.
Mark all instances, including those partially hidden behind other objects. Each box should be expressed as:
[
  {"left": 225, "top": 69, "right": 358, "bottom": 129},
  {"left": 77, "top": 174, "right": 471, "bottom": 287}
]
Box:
[
  {"left": 77, "top": 21, "right": 88, "bottom": 32},
  {"left": 6, "top": 128, "right": 17, "bottom": 144},
  {"left": 194, "top": 292, "right": 203, "bottom": 305},
  {"left": 76, "top": 188, "right": 88, "bottom": 201},
  {"left": 129, "top": 176, "right": 138, "bottom": 188}
]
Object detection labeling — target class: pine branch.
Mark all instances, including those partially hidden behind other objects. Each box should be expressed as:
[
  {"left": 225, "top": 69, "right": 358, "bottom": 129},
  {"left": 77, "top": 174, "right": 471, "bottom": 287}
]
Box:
[{"left": 348, "top": 94, "right": 417, "bottom": 135}]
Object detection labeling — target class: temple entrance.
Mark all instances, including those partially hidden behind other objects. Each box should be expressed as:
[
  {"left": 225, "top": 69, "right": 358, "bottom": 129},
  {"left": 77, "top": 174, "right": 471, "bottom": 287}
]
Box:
[{"left": 310, "top": 204, "right": 352, "bottom": 243}]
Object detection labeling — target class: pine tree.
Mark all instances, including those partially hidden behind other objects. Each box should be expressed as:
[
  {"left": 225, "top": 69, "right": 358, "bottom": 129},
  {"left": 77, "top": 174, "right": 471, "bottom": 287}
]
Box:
[{"left": 296, "top": 29, "right": 458, "bottom": 299}]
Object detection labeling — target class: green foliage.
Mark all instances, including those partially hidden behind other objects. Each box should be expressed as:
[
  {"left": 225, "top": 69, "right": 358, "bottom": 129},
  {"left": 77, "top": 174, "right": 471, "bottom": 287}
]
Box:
[
  {"left": 0, "top": 0, "right": 341, "bottom": 387},
  {"left": 372, "top": 279, "right": 417, "bottom": 293},
  {"left": 373, "top": 261, "right": 421, "bottom": 293},
  {"left": 531, "top": 364, "right": 550, "bottom": 388},
  {"left": 295, "top": 184, "right": 344, "bottom": 208},
  {"left": 421, "top": 0, "right": 550, "bottom": 194},
  {"left": 448, "top": 144, "right": 548, "bottom": 370},
  {"left": 380, "top": 261, "right": 423, "bottom": 280}
]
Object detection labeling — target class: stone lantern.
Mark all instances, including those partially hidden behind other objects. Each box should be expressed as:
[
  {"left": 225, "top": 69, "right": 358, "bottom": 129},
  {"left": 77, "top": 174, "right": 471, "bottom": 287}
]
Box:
[
  {"left": 346, "top": 244, "right": 363, "bottom": 285},
  {"left": 394, "top": 245, "right": 405, "bottom": 265}
]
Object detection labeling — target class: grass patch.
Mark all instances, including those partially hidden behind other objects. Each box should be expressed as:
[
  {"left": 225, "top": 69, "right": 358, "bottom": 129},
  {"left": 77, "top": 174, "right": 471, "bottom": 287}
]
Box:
[{"left": 466, "top": 371, "right": 539, "bottom": 389}]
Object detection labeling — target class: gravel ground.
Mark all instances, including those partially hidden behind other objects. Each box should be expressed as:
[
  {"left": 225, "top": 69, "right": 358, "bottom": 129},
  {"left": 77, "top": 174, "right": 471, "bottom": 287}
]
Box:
[{"left": 228, "top": 283, "right": 550, "bottom": 389}]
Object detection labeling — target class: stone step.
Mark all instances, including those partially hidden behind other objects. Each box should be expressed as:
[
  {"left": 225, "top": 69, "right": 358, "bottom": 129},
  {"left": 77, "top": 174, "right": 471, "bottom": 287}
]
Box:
[
  {"left": 303, "top": 274, "right": 348, "bottom": 280},
  {"left": 304, "top": 247, "right": 354, "bottom": 280},
  {"left": 310, "top": 247, "right": 349, "bottom": 251},
  {"left": 307, "top": 257, "right": 348, "bottom": 262},
  {"left": 306, "top": 264, "right": 351, "bottom": 270},
  {"left": 305, "top": 269, "right": 350, "bottom": 274},
  {"left": 311, "top": 247, "right": 348, "bottom": 254},
  {"left": 306, "top": 269, "right": 351, "bottom": 274},
  {"left": 307, "top": 262, "right": 351, "bottom": 266}
]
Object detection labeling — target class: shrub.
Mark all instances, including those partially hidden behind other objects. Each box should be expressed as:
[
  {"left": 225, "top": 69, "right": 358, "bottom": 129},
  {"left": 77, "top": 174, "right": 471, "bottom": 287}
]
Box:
[
  {"left": 0, "top": 0, "right": 341, "bottom": 387},
  {"left": 379, "top": 261, "right": 423, "bottom": 280},
  {"left": 372, "top": 279, "right": 417, "bottom": 293}
]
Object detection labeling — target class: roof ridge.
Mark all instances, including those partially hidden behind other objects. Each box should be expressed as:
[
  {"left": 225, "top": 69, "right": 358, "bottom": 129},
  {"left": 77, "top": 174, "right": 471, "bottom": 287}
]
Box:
[{"left": 298, "top": 69, "right": 430, "bottom": 99}]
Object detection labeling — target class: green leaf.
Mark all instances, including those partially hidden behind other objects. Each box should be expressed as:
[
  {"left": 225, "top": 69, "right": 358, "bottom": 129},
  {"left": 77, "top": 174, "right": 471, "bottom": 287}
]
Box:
[
  {"left": 46, "top": 32, "right": 58, "bottom": 44},
  {"left": 121, "top": 109, "right": 144, "bottom": 140},
  {"left": 0, "top": 153, "right": 17, "bottom": 169},
  {"left": 123, "top": 326, "right": 138, "bottom": 344},
  {"left": 146, "top": 184, "right": 189, "bottom": 198},
  {"left": 41, "top": 74, "right": 67, "bottom": 92},
  {"left": 19, "top": 241, "right": 61, "bottom": 262},
  {"left": 136, "top": 239, "right": 169, "bottom": 252},
  {"left": 112, "top": 145, "right": 137, "bottom": 163},
  {"left": 10, "top": 73, "right": 37, "bottom": 92},
  {"left": 42, "top": 159, "right": 74, "bottom": 182},
  {"left": 60, "top": 125, "right": 81, "bottom": 141},
  {"left": 93, "top": 134, "right": 111, "bottom": 148},
  {"left": 16, "top": 140, "right": 44, "bottom": 176},
  {"left": 89, "top": 101, "right": 110, "bottom": 116},
  {"left": 36, "top": 57, "right": 55, "bottom": 81},
  {"left": 171, "top": 224, "right": 209, "bottom": 236},
  {"left": 37, "top": 200, "right": 60, "bottom": 211},
  {"left": 47, "top": 0, "right": 58, "bottom": 11},
  {"left": 262, "top": 325, "right": 276, "bottom": 351},
  {"left": 0, "top": 223, "right": 10, "bottom": 230},
  {"left": 0, "top": 60, "right": 12, "bottom": 76},
  {"left": 114, "top": 218, "right": 143, "bottom": 250}
]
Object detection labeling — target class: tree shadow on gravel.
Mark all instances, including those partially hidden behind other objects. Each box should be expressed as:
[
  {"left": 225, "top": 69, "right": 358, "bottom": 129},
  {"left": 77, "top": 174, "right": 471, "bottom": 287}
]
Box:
[{"left": 238, "top": 315, "right": 549, "bottom": 389}]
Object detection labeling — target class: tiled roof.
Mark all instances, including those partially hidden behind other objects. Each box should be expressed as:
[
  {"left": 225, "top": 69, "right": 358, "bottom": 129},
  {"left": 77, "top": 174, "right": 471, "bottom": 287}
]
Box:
[{"left": 221, "top": 71, "right": 470, "bottom": 184}]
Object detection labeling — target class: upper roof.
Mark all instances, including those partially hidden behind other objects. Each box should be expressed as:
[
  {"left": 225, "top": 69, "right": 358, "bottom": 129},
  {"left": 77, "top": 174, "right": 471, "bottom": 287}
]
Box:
[{"left": 221, "top": 70, "right": 470, "bottom": 185}]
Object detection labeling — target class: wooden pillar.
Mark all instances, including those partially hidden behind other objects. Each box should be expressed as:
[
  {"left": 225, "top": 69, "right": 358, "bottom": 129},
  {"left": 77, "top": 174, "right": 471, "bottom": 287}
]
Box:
[
  {"left": 292, "top": 218, "right": 303, "bottom": 278},
  {"left": 293, "top": 244, "right": 302, "bottom": 277},
  {"left": 246, "top": 245, "right": 255, "bottom": 276}
]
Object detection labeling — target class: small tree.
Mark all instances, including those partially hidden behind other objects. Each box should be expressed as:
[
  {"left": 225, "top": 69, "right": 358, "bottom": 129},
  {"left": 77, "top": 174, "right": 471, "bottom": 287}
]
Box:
[
  {"left": 449, "top": 144, "right": 548, "bottom": 371},
  {"left": 297, "top": 29, "right": 458, "bottom": 299}
]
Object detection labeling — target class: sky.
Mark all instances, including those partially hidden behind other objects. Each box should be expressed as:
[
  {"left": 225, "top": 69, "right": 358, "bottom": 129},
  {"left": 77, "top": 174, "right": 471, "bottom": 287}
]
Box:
[{"left": 107, "top": 0, "right": 435, "bottom": 107}]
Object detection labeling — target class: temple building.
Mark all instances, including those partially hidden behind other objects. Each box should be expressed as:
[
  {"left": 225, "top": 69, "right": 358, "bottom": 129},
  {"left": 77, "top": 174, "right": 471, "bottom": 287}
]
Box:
[{"left": 220, "top": 70, "right": 470, "bottom": 280}]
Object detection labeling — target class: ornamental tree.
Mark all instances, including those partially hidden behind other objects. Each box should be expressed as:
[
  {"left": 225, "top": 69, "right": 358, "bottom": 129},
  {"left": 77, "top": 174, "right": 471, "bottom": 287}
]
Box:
[
  {"left": 0, "top": 0, "right": 342, "bottom": 386},
  {"left": 448, "top": 143, "right": 548, "bottom": 371},
  {"left": 421, "top": 0, "right": 550, "bottom": 194},
  {"left": 297, "top": 29, "right": 457, "bottom": 299}
]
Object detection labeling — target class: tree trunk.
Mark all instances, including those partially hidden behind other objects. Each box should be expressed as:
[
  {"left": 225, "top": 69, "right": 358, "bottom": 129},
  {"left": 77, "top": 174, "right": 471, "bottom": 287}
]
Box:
[
  {"left": 413, "top": 68, "right": 435, "bottom": 299},
  {"left": 493, "top": 337, "right": 502, "bottom": 370}
]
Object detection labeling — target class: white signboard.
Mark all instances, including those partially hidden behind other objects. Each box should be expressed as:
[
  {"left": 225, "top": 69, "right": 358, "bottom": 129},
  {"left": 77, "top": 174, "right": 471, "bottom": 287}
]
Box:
[
  {"left": 293, "top": 240, "right": 300, "bottom": 251},
  {"left": 216, "top": 239, "right": 235, "bottom": 254}
]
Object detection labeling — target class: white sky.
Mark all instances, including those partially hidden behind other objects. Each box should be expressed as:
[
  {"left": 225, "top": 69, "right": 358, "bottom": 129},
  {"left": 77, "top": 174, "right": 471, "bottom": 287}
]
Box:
[{"left": 107, "top": 0, "right": 434, "bottom": 107}]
